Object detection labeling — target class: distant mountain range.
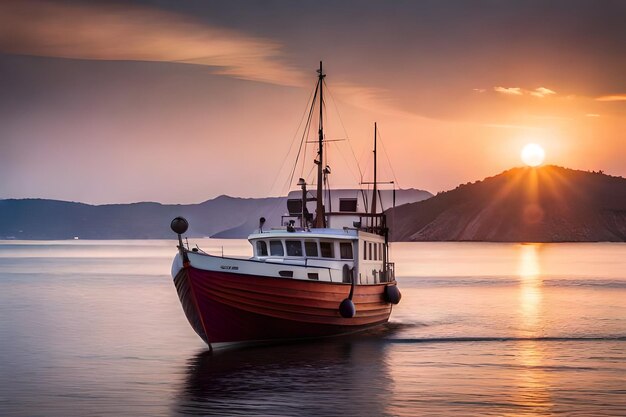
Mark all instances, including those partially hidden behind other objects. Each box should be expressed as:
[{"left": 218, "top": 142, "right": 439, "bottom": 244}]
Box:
[
  {"left": 4, "top": 167, "right": 625, "bottom": 242},
  {"left": 0, "top": 189, "right": 431, "bottom": 240},
  {"left": 387, "top": 166, "right": 626, "bottom": 242}
]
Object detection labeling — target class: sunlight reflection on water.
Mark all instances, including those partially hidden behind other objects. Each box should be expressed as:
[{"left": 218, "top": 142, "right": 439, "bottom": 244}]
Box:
[{"left": 518, "top": 244, "right": 542, "bottom": 334}]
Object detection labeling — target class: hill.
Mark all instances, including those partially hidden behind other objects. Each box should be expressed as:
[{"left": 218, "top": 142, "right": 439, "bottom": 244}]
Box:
[
  {"left": 0, "top": 196, "right": 283, "bottom": 240},
  {"left": 0, "top": 189, "right": 431, "bottom": 240},
  {"left": 387, "top": 166, "right": 626, "bottom": 242}
]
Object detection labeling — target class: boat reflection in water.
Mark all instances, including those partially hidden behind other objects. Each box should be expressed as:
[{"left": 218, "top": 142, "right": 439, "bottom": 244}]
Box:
[{"left": 175, "top": 329, "right": 395, "bottom": 416}]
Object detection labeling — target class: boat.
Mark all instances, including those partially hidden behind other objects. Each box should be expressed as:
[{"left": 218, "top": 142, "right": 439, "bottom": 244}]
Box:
[{"left": 169, "top": 62, "right": 401, "bottom": 349}]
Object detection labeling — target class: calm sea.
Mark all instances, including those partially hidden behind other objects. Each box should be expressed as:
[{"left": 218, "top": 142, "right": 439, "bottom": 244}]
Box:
[{"left": 0, "top": 240, "right": 624, "bottom": 416}]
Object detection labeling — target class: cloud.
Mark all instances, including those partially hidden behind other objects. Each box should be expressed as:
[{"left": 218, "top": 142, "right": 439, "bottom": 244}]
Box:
[
  {"left": 530, "top": 87, "right": 556, "bottom": 98},
  {"left": 0, "top": 1, "right": 413, "bottom": 121},
  {"left": 494, "top": 87, "right": 524, "bottom": 96},
  {"left": 494, "top": 86, "right": 557, "bottom": 98},
  {"left": 595, "top": 94, "right": 626, "bottom": 102},
  {"left": 331, "top": 83, "right": 412, "bottom": 118},
  {"left": 0, "top": 0, "right": 305, "bottom": 86},
  {"left": 585, "top": 113, "right": 601, "bottom": 117}
]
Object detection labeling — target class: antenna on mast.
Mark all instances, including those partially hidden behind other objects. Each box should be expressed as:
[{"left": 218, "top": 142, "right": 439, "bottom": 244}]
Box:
[{"left": 370, "top": 122, "right": 378, "bottom": 229}]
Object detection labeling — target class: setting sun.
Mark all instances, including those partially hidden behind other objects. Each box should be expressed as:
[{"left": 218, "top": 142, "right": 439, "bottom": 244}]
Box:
[{"left": 521, "top": 143, "right": 545, "bottom": 167}]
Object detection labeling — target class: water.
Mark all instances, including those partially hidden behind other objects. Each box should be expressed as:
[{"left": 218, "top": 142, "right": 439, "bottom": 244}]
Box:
[{"left": 0, "top": 240, "right": 624, "bottom": 416}]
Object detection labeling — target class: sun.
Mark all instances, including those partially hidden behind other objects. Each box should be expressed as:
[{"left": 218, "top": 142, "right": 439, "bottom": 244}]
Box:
[{"left": 521, "top": 143, "right": 545, "bottom": 167}]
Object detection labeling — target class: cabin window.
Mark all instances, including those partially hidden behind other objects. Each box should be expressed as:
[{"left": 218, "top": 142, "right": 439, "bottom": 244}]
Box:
[
  {"left": 286, "top": 199, "right": 303, "bottom": 215},
  {"left": 380, "top": 243, "right": 384, "bottom": 260},
  {"left": 256, "top": 241, "right": 268, "bottom": 256},
  {"left": 320, "top": 241, "right": 334, "bottom": 258},
  {"left": 307, "top": 273, "right": 319, "bottom": 280},
  {"left": 270, "top": 240, "right": 284, "bottom": 256},
  {"left": 363, "top": 241, "right": 367, "bottom": 260},
  {"left": 339, "top": 198, "right": 358, "bottom": 212},
  {"left": 305, "top": 241, "right": 318, "bottom": 257},
  {"left": 286, "top": 240, "right": 303, "bottom": 257},
  {"left": 374, "top": 243, "right": 378, "bottom": 260},
  {"left": 340, "top": 242, "right": 353, "bottom": 259},
  {"left": 368, "top": 242, "right": 373, "bottom": 260},
  {"left": 279, "top": 270, "right": 293, "bottom": 278}
]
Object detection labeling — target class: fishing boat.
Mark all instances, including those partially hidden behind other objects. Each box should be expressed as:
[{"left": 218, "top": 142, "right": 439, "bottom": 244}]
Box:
[{"left": 170, "top": 62, "right": 401, "bottom": 349}]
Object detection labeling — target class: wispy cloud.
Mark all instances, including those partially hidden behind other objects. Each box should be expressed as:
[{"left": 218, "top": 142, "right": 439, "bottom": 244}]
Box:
[
  {"left": 595, "top": 94, "right": 626, "bottom": 102},
  {"left": 332, "top": 83, "right": 411, "bottom": 117},
  {"left": 494, "top": 86, "right": 557, "bottom": 98},
  {"left": 494, "top": 87, "right": 524, "bottom": 96},
  {"left": 0, "top": 0, "right": 305, "bottom": 86},
  {"left": 530, "top": 87, "right": 556, "bottom": 98},
  {"left": 0, "top": 1, "right": 416, "bottom": 121},
  {"left": 585, "top": 113, "right": 601, "bottom": 117}
]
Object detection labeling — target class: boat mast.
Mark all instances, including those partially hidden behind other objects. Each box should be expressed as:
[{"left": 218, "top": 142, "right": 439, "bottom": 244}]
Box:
[
  {"left": 315, "top": 61, "right": 326, "bottom": 228},
  {"left": 370, "top": 122, "right": 378, "bottom": 229}
]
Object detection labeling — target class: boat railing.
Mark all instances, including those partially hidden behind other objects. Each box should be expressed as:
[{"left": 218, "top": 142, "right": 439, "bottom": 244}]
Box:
[
  {"left": 280, "top": 211, "right": 389, "bottom": 236},
  {"left": 383, "top": 262, "right": 395, "bottom": 282}
]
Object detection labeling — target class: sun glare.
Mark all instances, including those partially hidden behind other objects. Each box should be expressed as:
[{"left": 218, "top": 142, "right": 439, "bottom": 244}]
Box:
[{"left": 521, "top": 143, "right": 545, "bottom": 167}]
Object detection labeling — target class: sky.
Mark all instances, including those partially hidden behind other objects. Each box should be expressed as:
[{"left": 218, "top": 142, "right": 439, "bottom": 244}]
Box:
[{"left": 0, "top": 0, "right": 624, "bottom": 204}]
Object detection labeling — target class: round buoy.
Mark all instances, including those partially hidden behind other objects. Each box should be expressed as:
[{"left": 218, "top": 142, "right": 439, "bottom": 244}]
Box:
[
  {"left": 384, "top": 285, "right": 402, "bottom": 304},
  {"left": 339, "top": 298, "right": 356, "bottom": 318},
  {"left": 170, "top": 217, "right": 189, "bottom": 235}
]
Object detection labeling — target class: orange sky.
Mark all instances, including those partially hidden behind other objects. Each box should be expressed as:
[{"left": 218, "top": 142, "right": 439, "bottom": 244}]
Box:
[{"left": 0, "top": 0, "right": 624, "bottom": 204}]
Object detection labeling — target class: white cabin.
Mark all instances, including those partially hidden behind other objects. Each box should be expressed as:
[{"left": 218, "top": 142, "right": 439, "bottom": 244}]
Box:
[{"left": 248, "top": 228, "right": 392, "bottom": 284}]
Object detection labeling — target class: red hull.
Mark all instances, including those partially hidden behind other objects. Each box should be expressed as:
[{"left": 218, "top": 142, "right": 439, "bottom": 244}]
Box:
[{"left": 174, "top": 266, "right": 395, "bottom": 344}]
